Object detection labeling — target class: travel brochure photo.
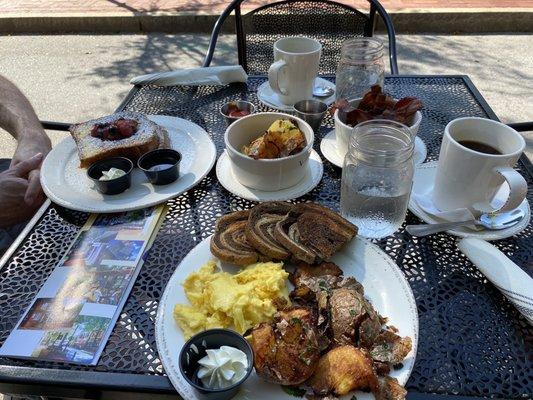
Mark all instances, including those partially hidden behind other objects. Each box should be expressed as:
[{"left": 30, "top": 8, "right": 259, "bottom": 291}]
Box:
[
  {"left": 0, "top": 1, "right": 531, "bottom": 400},
  {"left": 0, "top": 207, "right": 164, "bottom": 365}
]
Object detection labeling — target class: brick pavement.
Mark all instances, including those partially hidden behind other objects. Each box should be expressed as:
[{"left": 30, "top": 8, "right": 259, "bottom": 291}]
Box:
[{"left": 0, "top": 0, "right": 531, "bottom": 15}]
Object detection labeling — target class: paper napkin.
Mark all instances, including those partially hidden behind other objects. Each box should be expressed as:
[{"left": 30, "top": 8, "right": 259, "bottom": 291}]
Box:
[
  {"left": 458, "top": 237, "right": 533, "bottom": 324},
  {"left": 130, "top": 65, "right": 248, "bottom": 86},
  {"left": 411, "top": 193, "right": 476, "bottom": 223}
]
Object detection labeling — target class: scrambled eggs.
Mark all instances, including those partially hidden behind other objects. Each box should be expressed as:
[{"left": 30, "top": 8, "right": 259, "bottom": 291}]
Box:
[{"left": 173, "top": 261, "right": 290, "bottom": 338}]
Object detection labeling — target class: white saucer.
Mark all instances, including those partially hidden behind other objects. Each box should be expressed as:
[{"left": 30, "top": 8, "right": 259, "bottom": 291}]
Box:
[
  {"left": 320, "top": 130, "right": 428, "bottom": 168},
  {"left": 257, "top": 77, "right": 336, "bottom": 111},
  {"left": 216, "top": 149, "right": 324, "bottom": 202},
  {"left": 408, "top": 161, "right": 531, "bottom": 240}
]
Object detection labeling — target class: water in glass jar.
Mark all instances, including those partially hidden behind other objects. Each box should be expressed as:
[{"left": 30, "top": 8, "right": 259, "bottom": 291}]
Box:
[
  {"left": 341, "top": 119, "right": 414, "bottom": 239},
  {"left": 341, "top": 183, "right": 410, "bottom": 239}
]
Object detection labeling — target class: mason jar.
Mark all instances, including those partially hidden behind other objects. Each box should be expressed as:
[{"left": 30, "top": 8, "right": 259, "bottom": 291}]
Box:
[
  {"left": 340, "top": 120, "right": 414, "bottom": 239},
  {"left": 335, "top": 38, "right": 385, "bottom": 102}
]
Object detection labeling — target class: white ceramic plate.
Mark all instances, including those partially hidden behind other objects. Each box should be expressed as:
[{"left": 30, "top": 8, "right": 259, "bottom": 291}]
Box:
[
  {"left": 40, "top": 115, "right": 216, "bottom": 213},
  {"left": 216, "top": 149, "right": 324, "bottom": 202},
  {"left": 409, "top": 161, "right": 531, "bottom": 240},
  {"left": 257, "top": 77, "right": 336, "bottom": 111},
  {"left": 155, "top": 236, "right": 418, "bottom": 400},
  {"left": 320, "top": 130, "right": 428, "bottom": 168}
]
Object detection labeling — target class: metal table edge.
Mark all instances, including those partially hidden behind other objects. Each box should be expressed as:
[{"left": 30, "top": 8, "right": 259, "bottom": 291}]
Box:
[
  {"left": 0, "top": 75, "right": 531, "bottom": 398},
  {"left": 0, "top": 365, "right": 175, "bottom": 394}
]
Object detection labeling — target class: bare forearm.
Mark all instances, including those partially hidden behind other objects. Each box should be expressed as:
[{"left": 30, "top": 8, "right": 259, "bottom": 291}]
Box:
[{"left": 0, "top": 75, "right": 47, "bottom": 142}]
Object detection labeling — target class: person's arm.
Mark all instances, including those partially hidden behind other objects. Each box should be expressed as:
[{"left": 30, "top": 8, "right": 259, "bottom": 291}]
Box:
[
  {"left": 0, "top": 153, "right": 44, "bottom": 228},
  {"left": 0, "top": 75, "right": 51, "bottom": 205}
]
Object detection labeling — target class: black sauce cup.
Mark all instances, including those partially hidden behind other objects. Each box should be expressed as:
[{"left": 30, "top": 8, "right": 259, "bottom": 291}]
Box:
[
  {"left": 87, "top": 157, "right": 133, "bottom": 195},
  {"left": 138, "top": 149, "right": 181, "bottom": 185},
  {"left": 179, "top": 329, "right": 254, "bottom": 400}
]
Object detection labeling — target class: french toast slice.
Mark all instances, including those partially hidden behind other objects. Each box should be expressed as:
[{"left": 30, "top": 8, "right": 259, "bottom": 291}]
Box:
[{"left": 70, "top": 111, "right": 169, "bottom": 168}]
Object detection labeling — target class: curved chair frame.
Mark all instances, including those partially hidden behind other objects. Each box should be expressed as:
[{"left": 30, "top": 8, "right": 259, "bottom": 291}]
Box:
[
  {"left": 41, "top": 121, "right": 71, "bottom": 131},
  {"left": 203, "top": 0, "right": 399, "bottom": 75},
  {"left": 507, "top": 122, "right": 533, "bottom": 132}
]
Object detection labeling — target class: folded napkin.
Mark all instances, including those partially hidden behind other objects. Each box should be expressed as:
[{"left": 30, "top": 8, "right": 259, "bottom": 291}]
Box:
[
  {"left": 411, "top": 193, "right": 476, "bottom": 223},
  {"left": 458, "top": 237, "right": 533, "bottom": 324},
  {"left": 412, "top": 183, "right": 509, "bottom": 225},
  {"left": 130, "top": 66, "right": 248, "bottom": 86}
]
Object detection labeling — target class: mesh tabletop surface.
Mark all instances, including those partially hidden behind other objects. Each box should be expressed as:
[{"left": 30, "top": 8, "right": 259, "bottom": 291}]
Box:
[{"left": 0, "top": 76, "right": 532, "bottom": 399}]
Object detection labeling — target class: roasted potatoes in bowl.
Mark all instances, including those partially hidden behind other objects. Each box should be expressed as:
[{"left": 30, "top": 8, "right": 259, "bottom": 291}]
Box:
[{"left": 224, "top": 112, "right": 314, "bottom": 191}]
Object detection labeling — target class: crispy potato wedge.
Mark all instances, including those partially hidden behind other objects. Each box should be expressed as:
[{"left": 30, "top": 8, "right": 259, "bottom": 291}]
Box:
[
  {"left": 243, "top": 119, "right": 306, "bottom": 159},
  {"left": 251, "top": 307, "right": 320, "bottom": 385},
  {"left": 308, "top": 345, "right": 378, "bottom": 396},
  {"left": 376, "top": 376, "right": 408, "bottom": 400}
]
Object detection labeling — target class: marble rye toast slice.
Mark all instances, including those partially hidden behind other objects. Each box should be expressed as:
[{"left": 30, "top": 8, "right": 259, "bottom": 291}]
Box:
[
  {"left": 245, "top": 201, "right": 293, "bottom": 260},
  {"left": 274, "top": 203, "right": 358, "bottom": 264},
  {"left": 210, "top": 210, "right": 264, "bottom": 266}
]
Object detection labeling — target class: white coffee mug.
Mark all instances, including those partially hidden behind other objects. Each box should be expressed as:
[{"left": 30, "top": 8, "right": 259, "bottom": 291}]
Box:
[
  {"left": 268, "top": 37, "right": 322, "bottom": 106},
  {"left": 433, "top": 117, "right": 527, "bottom": 214}
]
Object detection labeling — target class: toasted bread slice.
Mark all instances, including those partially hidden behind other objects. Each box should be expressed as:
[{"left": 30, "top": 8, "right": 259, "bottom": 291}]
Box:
[
  {"left": 274, "top": 203, "right": 357, "bottom": 263},
  {"left": 245, "top": 201, "right": 292, "bottom": 260},
  {"left": 70, "top": 111, "right": 169, "bottom": 168},
  {"left": 210, "top": 210, "right": 264, "bottom": 266}
]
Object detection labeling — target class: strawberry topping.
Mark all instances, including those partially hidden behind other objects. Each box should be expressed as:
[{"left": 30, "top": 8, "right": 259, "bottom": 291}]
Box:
[{"left": 91, "top": 118, "right": 139, "bottom": 141}]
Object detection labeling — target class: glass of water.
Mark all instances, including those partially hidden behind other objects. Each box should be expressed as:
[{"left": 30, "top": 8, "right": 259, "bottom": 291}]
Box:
[
  {"left": 335, "top": 38, "right": 385, "bottom": 102},
  {"left": 340, "top": 120, "right": 414, "bottom": 239}
]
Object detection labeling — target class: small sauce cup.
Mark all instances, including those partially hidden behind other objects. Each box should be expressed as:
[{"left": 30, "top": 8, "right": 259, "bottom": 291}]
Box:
[
  {"left": 138, "top": 149, "right": 181, "bottom": 185},
  {"left": 220, "top": 101, "right": 256, "bottom": 126},
  {"left": 179, "top": 329, "right": 254, "bottom": 400},
  {"left": 87, "top": 157, "right": 133, "bottom": 195}
]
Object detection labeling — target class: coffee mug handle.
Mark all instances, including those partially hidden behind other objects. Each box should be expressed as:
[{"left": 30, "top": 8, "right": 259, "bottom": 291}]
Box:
[
  {"left": 476, "top": 166, "right": 527, "bottom": 213},
  {"left": 268, "top": 60, "right": 288, "bottom": 96}
]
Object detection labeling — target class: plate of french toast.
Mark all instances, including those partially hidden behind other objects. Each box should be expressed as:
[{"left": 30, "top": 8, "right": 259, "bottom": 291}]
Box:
[
  {"left": 40, "top": 112, "right": 216, "bottom": 213},
  {"left": 156, "top": 201, "right": 418, "bottom": 400}
]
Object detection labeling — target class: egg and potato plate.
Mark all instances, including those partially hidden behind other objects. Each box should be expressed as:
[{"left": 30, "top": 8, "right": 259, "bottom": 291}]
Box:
[{"left": 173, "top": 260, "right": 290, "bottom": 339}]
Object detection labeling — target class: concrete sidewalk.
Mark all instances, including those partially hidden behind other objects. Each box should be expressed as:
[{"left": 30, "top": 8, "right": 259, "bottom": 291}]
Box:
[
  {"left": 0, "top": 33, "right": 531, "bottom": 160},
  {"left": 1, "top": 0, "right": 532, "bottom": 14},
  {"left": 0, "top": 1, "right": 532, "bottom": 34}
]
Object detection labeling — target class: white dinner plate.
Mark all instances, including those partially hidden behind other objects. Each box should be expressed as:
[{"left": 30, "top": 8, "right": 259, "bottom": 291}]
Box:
[
  {"left": 216, "top": 149, "right": 324, "bottom": 202},
  {"left": 320, "top": 130, "right": 428, "bottom": 168},
  {"left": 257, "top": 77, "right": 336, "bottom": 111},
  {"left": 155, "top": 236, "right": 419, "bottom": 400},
  {"left": 40, "top": 115, "right": 216, "bottom": 213},
  {"left": 409, "top": 161, "right": 531, "bottom": 240}
]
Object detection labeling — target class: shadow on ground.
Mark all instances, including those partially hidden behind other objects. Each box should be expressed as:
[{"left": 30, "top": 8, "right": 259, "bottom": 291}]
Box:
[
  {"left": 0, "top": 33, "right": 530, "bottom": 159},
  {"left": 73, "top": 33, "right": 236, "bottom": 91},
  {"left": 76, "top": 33, "right": 533, "bottom": 124},
  {"left": 395, "top": 34, "right": 533, "bottom": 123}
]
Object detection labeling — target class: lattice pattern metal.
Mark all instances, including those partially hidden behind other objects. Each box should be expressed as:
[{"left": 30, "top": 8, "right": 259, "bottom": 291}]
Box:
[
  {"left": 242, "top": 1, "right": 370, "bottom": 75},
  {"left": 0, "top": 77, "right": 531, "bottom": 399}
]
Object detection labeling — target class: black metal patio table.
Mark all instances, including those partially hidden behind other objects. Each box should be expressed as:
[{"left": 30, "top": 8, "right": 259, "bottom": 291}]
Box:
[{"left": 0, "top": 76, "right": 531, "bottom": 400}]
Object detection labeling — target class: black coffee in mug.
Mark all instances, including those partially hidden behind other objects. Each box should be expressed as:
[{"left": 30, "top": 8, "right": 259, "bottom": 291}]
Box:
[{"left": 457, "top": 140, "right": 502, "bottom": 155}]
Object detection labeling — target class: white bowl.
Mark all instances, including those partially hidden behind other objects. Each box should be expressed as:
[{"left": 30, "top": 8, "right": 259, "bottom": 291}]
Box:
[
  {"left": 224, "top": 112, "right": 314, "bottom": 191},
  {"left": 334, "top": 98, "right": 422, "bottom": 157}
]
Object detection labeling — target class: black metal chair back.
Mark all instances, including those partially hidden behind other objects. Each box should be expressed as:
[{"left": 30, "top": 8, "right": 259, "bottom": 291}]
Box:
[{"left": 203, "top": 0, "right": 398, "bottom": 75}]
